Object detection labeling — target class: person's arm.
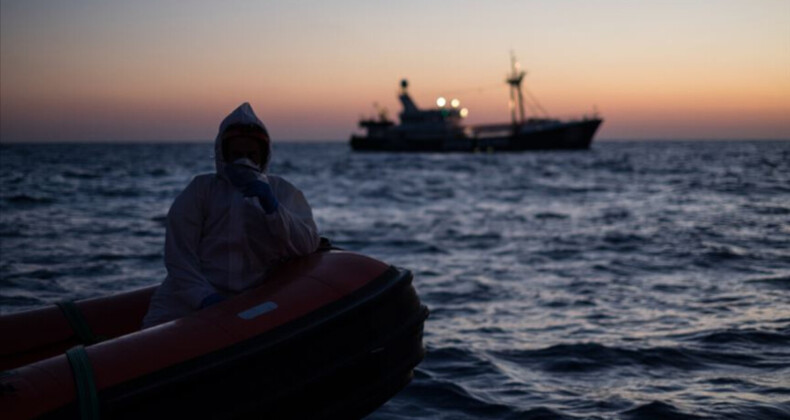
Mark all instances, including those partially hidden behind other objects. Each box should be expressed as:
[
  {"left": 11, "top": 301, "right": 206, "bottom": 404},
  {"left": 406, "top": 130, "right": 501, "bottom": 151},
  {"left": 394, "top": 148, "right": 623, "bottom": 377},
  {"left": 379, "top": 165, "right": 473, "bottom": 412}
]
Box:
[
  {"left": 254, "top": 180, "right": 320, "bottom": 258},
  {"left": 225, "top": 165, "right": 320, "bottom": 259},
  {"left": 165, "top": 177, "right": 222, "bottom": 309},
  {"left": 239, "top": 178, "right": 320, "bottom": 260}
]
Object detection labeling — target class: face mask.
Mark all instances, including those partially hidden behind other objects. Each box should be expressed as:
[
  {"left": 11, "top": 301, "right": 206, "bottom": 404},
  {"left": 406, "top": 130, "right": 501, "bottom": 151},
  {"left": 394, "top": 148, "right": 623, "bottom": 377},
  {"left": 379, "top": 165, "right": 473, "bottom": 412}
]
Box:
[{"left": 232, "top": 158, "right": 260, "bottom": 171}]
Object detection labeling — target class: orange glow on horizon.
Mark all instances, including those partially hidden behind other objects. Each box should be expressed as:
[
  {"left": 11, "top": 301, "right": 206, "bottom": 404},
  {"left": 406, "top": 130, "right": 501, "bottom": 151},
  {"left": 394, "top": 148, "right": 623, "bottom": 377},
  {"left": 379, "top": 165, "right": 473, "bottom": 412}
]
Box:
[{"left": 1, "top": 1, "right": 788, "bottom": 142}]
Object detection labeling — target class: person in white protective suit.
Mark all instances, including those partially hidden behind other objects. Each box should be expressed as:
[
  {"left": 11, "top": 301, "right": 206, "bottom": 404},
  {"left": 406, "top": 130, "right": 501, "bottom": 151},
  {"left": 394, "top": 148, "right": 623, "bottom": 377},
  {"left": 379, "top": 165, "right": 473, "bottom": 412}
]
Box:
[{"left": 142, "top": 102, "right": 321, "bottom": 328}]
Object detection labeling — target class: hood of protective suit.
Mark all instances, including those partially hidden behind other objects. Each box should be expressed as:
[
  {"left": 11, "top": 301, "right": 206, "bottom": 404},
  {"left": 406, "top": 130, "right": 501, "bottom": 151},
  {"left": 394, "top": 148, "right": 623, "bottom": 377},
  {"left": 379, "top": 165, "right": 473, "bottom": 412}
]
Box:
[{"left": 215, "top": 102, "right": 271, "bottom": 174}]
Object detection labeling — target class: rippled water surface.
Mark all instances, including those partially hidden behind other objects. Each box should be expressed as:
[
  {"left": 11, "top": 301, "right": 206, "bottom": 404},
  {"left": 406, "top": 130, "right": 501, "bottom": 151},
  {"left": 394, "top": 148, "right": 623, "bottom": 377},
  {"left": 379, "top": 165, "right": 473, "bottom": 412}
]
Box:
[{"left": 1, "top": 141, "right": 789, "bottom": 419}]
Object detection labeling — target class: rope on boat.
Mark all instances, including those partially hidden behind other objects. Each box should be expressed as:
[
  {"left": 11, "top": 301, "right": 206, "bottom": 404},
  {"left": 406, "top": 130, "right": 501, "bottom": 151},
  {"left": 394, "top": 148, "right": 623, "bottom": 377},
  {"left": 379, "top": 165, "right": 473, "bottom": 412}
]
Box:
[
  {"left": 56, "top": 301, "right": 101, "bottom": 345},
  {"left": 524, "top": 88, "right": 551, "bottom": 118},
  {"left": 66, "top": 346, "right": 101, "bottom": 420}
]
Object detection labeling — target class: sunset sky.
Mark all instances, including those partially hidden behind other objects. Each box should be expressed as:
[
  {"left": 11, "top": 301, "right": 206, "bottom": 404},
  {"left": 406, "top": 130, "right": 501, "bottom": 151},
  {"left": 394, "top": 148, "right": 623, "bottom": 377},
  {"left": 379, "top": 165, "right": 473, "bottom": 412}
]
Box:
[{"left": 1, "top": 0, "right": 788, "bottom": 142}]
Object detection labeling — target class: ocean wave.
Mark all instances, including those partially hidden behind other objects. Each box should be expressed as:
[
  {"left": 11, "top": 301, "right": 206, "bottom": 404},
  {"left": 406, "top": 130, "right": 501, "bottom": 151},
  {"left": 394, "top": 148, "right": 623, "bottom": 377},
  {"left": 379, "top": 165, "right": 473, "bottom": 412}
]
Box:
[
  {"left": 490, "top": 342, "right": 769, "bottom": 373},
  {"left": 422, "top": 277, "right": 508, "bottom": 305},
  {"left": 0, "top": 294, "right": 44, "bottom": 313},
  {"left": 680, "top": 327, "right": 790, "bottom": 346},
  {"left": 0, "top": 227, "right": 25, "bottom": 238},
  {"left": 702, "top": 376, "right": 790, "bottom": 397},
  {"left": 95, "top": 187, "right": 146, "bottom": 198},
  {"left": 423, "top": 346, "right": 499, "bottom": 377},
  {"left": 3, "top": 194, "right": 55, "bottom": 204},
  {"left": 744, "top": 204, "right": 790, "bottom": 216},
  {"left": 61, "top": 169, "right": 101, "bottom": 179},
  {"left": 435, "top": 229, "right": 502, "bottom": 250},
  {"left": 701, "top": 403, "right": 790, "bottom": 420},
  {"left": 146, "top": 168, "right": 169, "bottom": 177},
  {"left": 533, "top": 247, "right": 581, "bottom": 261},
  {"left": 746, "top": 274, "right": 790, "bottom": 290},
  {"left": 592, "top": 208, "right": 632, "bottom": 223},
  {"left": 621, "top": 400, "right": 708, "bottom": 420},
  {"left": 389, "top": 377, "right": 526, "bottom": 420},
  {"left": 2, "top": 268, "right": 61, "bottom": 281},
  {"left": 90, "top": 253, "right": 162, "bottom": 262},
  {"left": 533, "top": 211, "right": 570, "bottom": 220}
]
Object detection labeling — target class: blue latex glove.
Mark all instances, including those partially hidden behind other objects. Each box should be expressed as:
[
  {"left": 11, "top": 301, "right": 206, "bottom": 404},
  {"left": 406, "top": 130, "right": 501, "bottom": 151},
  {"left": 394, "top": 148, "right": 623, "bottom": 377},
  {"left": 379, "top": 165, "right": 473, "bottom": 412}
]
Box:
[
  {"left": 224, "top": 163, "right": 279, "bottom": 214},
  {"left": 200, "top": 293, "right": 226, "bottom": 309}
]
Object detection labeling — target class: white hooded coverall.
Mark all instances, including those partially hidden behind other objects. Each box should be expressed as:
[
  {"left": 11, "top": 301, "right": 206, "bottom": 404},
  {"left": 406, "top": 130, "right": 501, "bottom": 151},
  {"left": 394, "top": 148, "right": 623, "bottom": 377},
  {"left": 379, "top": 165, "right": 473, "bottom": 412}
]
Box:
[{"left": 142, "top": 103, "right": 320, "bottom": 328}]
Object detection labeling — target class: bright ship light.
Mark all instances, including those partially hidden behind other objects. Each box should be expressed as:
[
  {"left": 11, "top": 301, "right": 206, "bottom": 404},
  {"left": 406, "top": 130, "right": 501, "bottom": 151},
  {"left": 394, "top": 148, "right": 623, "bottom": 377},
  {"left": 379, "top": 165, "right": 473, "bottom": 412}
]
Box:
[
  {"left": 451, "top": 99, "right": 460, "bottom": 108},
  {"left": 436, "top": 97, "right": 447, "bottom": 107},
  {"left": 460, "top": 108, "right": 469, "bottom": 118}
]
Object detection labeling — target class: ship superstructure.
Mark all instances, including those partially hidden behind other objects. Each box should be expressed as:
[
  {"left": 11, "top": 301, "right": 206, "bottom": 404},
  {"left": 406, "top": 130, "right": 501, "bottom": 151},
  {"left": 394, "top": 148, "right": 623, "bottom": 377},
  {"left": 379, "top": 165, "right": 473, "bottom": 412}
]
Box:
[{"left": 351, "top": 55, "right": 603, "bottom": 152}]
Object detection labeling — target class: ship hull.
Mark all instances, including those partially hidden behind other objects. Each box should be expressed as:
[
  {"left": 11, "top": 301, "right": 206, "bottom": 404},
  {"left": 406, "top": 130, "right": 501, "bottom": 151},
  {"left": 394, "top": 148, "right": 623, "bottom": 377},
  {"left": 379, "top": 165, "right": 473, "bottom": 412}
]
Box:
[{"left": 350, "top": 119, "right": 602, "bottom": 152}]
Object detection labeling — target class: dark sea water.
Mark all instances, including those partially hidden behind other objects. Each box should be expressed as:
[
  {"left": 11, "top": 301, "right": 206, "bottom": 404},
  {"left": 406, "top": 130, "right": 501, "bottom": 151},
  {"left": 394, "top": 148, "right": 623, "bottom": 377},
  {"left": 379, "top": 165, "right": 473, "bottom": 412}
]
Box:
[{"left": 1, "top": 140, "right": 789, "bottom": 419}]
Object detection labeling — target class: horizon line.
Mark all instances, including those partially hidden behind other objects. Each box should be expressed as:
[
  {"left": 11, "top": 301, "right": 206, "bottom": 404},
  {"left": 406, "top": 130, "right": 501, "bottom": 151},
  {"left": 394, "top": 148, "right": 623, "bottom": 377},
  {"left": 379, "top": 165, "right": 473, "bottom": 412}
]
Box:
[{"left": 2, "top": 138, "right": 790, "bottom": 145}]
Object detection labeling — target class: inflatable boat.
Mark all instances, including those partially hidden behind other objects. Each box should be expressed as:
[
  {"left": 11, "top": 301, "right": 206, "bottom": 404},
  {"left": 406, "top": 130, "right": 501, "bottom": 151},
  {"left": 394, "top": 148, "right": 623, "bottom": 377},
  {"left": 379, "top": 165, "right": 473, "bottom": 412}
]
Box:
[{"left": 0, "top": 251, "right": 428, "bottom": 419}]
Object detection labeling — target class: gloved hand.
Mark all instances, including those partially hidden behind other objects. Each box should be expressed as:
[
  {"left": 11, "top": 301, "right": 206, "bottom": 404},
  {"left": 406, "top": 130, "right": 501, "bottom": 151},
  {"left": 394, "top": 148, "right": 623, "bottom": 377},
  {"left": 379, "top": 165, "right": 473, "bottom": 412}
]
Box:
[
  {"left": 224, "top": 161, "right": 279, "bottom": 214},
  {"left": 200, "top": 292, "right": 227, "bottom": 309}
]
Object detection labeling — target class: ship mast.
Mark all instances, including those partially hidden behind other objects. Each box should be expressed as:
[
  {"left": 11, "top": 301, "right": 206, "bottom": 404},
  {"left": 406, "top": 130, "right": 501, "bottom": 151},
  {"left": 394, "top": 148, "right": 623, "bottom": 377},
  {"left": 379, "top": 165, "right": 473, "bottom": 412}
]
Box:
[{"left": 506, "top": 53, "right": 526, "bottom": 125}]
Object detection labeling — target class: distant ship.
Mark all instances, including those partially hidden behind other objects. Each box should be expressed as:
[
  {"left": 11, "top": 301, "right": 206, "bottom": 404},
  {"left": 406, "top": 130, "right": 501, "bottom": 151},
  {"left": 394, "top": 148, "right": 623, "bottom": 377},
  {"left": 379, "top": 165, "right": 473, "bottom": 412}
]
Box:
[{"left": 350, "top": 55, "right": 603, "bottom": 152}]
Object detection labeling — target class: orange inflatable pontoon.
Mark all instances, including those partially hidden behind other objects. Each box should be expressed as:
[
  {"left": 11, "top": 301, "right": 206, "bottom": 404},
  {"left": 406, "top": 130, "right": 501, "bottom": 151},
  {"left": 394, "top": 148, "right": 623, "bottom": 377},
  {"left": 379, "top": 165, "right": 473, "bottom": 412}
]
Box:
[{"left": 0, "top": 251, "right": 428, "bottom": 419}]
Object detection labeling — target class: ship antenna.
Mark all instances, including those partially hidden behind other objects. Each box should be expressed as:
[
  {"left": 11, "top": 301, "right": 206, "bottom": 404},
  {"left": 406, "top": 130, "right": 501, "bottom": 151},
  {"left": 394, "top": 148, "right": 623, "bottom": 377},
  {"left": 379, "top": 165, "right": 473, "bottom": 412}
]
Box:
[{"left": 506, "top": 52, "right": 527, "bottom": 125}]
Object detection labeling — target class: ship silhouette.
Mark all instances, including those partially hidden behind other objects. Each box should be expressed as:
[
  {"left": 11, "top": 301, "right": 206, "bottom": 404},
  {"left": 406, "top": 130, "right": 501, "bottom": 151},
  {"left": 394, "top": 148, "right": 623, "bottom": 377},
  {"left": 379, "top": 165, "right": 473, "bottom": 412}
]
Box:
[{"left": 351, "top": 54, "right": 603, "bottom": 152}]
